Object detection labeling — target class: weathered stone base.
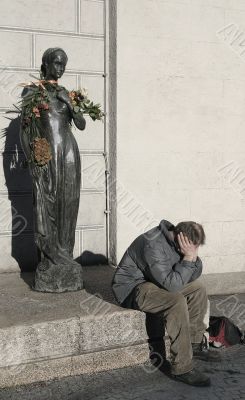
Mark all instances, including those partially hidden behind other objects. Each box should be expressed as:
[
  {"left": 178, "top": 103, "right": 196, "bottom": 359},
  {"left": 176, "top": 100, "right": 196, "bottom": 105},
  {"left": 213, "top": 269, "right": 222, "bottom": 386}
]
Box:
[
  {"left": 0, "top": 343, "right": 150, "bottom": 389},
  {"left": 34, "top": 262, "right": 84, "bottom": 293},
  {"left": 0, "top": 272, "right": 150, "bottom": 388}
]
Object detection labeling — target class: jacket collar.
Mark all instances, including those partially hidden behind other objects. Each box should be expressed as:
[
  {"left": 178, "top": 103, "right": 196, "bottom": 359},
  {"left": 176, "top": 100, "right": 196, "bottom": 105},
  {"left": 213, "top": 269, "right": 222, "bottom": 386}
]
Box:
[{"left": 159, "top": 219, "right": 178, "bottom": 249}]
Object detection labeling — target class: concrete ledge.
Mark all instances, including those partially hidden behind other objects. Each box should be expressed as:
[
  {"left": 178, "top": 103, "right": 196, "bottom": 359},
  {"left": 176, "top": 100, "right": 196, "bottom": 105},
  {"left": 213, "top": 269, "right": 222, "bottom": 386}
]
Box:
[
  {"left": 0, "top": 307, "right": 148, "bottom": 370},
  {"left": 202, "top": 272, "right": 245, "bottom": 295},
  {"left": 0, "top": 343, "right": 150, "bottom": 388},
  {"left": 0, "top": 272, "right": 149, "bottom": 388}
]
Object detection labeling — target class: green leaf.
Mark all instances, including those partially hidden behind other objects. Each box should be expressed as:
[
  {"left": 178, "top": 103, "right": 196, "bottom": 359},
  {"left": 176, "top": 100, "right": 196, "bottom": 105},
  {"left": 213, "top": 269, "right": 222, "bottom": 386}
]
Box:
[{"left": 73, "top": 106, "right": 80, "bottom": 113}]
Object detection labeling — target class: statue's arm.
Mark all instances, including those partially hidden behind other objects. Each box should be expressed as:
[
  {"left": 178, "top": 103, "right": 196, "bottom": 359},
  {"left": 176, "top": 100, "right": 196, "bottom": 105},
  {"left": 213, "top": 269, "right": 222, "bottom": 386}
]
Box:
[
  {"left": 19, "top": 110, "right": 32, "bottom": 162},
  {"left": 71, "top": 111, "right": 86, "bottom": 131},
  {"left": 56, "top": 89, "right": 86, "bottom": 131},
  {"left": 19, "top": 87, "right": 37, "bottom": 162},
  {"left": 19, "top": 103, "right": 31, "bottom": 160}
]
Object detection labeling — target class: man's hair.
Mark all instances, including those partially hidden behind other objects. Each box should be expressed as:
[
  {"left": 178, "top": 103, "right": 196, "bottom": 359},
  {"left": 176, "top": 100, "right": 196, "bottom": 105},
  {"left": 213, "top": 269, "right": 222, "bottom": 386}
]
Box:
[{"left": 174, "top": 221, "right": 205, "bottom": 245}]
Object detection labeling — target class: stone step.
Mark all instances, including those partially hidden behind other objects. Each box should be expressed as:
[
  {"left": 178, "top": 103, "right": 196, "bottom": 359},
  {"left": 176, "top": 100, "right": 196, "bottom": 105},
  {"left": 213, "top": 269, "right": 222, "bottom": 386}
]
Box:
[
  {"left": 1, "top": 266, "right": 242, "bottom": 389},
  {"left": 0, "top": 271, "right": 151, "bottom": 388}
]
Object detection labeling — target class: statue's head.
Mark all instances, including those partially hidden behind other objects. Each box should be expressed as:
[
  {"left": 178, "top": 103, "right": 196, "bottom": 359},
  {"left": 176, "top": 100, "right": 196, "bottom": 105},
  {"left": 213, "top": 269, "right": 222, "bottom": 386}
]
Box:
[{"left": 41, "top": 48, "right": 68, "bottom": 80}]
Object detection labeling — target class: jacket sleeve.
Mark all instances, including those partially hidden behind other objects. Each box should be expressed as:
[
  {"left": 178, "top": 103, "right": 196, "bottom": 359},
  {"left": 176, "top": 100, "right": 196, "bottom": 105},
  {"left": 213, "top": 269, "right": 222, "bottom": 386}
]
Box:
[
  {"left": 143, "top": 244, "right": 200, "bottom": 292},
  {"left": 189, "top": 256, "right": 203, "bottom": 282}
]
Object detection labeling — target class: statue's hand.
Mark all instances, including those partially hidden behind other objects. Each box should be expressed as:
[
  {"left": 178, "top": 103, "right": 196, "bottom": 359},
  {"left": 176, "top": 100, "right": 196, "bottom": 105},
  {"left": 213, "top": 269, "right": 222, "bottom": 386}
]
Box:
[
  {"left": 56, "top": 89, "right": 72, "bottom": 110},
  {"left": 30, "top": 164, "right": 41, "bottom": 179},
  {"left": 30, "top": 163, "right": 48, "bottom": 179}
]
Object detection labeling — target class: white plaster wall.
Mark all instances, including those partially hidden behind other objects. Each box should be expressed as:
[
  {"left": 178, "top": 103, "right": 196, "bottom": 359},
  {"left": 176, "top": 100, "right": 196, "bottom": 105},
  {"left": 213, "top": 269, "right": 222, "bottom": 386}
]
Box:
[{"left": 116, "top": 0, "right": 245, "bottom": 274}]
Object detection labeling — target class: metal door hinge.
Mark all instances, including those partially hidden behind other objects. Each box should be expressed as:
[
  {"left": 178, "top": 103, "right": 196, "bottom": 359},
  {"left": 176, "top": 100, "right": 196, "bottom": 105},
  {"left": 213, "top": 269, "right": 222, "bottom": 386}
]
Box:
[{"left": 104, "top": 209, "right": 111, "bottom": 215}]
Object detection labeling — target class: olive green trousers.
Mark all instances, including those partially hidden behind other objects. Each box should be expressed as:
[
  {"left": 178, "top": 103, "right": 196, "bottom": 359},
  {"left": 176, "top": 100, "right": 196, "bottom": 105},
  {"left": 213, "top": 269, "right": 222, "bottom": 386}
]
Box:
[{"left": 132, "top": 279, "right": 208, "bottom": 375}]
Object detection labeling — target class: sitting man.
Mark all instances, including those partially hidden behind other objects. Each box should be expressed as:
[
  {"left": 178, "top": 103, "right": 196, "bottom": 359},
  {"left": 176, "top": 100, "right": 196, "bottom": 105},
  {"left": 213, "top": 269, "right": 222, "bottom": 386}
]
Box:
[{"left": 112, "top": 219, "right": 220, "bottom": 387}]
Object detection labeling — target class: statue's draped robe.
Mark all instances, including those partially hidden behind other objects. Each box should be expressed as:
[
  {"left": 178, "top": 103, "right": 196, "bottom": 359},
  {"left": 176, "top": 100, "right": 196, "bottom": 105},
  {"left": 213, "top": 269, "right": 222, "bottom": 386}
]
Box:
[{"left": 20, "top": 86, "right": 83, "bottom": 292}]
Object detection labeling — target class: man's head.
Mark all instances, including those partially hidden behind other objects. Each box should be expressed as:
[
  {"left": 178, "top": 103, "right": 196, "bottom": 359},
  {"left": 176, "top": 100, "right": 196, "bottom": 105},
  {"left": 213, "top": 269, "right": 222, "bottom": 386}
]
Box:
[{"left": 173, "top": 221, "right": 205, "bottom": 246}]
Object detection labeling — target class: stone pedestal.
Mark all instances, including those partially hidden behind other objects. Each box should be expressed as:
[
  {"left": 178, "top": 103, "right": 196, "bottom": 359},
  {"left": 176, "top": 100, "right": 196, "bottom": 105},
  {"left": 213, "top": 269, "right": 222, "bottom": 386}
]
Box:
[{"left": 34, "top": 262, "right": 84, "bottom": 293}]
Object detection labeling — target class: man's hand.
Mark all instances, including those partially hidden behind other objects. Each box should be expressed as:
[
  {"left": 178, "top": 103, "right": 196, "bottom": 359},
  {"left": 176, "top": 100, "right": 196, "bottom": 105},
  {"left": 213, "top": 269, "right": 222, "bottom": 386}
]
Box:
[{"left": 177, "top": 232, "right": 199, "bottom": 262}]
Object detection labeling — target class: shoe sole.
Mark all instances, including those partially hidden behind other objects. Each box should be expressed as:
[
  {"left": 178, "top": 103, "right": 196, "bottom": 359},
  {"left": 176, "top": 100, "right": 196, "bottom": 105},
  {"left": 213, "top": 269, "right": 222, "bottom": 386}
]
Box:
[
  {"left": 193, "top": 355, "right": 221, "bottom": 362},
  {"left": 172, "top": 375, "right": 211, "bottom": 387}
]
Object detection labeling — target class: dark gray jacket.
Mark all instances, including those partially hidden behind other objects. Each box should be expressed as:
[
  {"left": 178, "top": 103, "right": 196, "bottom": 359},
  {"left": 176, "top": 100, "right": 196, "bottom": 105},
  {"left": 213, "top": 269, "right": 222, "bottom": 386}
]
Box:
[{"left": 112, "top": 219, "right": 203, "bottom": 308}]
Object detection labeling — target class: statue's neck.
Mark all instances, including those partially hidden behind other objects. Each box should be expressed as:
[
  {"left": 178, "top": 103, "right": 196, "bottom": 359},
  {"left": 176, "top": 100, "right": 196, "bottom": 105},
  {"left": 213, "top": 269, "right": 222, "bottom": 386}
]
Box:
[
  {"left": 44, "top": 80, "right": 58, "bottom": 84},
  {"left": 43, "top": 75, "right": 58, "bottom": 83}
]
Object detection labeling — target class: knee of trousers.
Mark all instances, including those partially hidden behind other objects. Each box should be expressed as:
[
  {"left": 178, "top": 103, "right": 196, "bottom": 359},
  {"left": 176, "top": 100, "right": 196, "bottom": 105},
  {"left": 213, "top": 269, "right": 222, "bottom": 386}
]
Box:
[
  {"left": 188, "top": 279, "right": 207, "bottom": 297},
  {"left": 162, "top": 292, "right": 188, "bottom": 313}
]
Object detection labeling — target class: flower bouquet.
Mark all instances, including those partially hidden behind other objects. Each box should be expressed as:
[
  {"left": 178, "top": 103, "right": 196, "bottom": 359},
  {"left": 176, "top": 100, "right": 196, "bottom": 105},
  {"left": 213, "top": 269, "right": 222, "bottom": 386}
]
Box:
[{"left": 68, "top": 88, "right": 104, "bottom": 121}]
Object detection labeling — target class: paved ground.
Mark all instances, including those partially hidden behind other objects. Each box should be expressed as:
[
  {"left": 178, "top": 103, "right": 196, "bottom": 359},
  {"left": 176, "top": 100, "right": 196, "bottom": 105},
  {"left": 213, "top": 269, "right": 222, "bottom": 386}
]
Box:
[{"left": 0, "top": 345, "right": 244, "bottom": 400}]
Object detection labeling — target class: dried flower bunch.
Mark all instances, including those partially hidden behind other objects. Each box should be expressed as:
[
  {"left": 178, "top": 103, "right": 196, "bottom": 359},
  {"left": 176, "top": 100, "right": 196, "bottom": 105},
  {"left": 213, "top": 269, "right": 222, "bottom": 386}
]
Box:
[
  {"left": 18, "top": 82, "right": 51, "bottom": 167},
  {"left": 32, "top": 137, "right": 52, "bottom": 166},
  {"left": 21, "top": 85, "right": 50, "bottom": 128}
]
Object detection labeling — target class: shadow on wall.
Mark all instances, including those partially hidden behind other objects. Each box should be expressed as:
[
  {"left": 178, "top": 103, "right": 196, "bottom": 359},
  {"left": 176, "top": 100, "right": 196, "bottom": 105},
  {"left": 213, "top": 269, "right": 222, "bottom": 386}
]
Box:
[
  {"left": 2, "top": 115, "right": 38, "bottom": 272},
  {"left": 75, "top": 250, "right": 107, "bottom": 266},
  {"left": 20, "top": 251, "right": 109, "bottom": 290}
]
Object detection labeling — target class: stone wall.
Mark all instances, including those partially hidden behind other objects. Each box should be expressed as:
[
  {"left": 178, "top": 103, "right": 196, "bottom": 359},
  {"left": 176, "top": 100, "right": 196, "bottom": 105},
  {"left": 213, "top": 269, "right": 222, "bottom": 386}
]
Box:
[{"left": 2, "top": 0, "right": 245, "bottom": 278}]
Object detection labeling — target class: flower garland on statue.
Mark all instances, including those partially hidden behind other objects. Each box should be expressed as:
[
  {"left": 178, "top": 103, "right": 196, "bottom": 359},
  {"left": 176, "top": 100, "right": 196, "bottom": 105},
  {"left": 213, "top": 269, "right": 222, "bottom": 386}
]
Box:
[
  {"left": 18, "top": 79, "right": 104, "bottom": 168},
  {"left": 20, "top": 80, "right": 52, "bottom": 167}
]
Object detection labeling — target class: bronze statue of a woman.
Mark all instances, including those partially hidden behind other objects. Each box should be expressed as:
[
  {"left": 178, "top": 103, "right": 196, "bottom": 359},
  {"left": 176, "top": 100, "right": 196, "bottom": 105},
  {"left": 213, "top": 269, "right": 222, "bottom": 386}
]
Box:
[{"left": 20, "top": 48, "right": 86, "bottom": 292}]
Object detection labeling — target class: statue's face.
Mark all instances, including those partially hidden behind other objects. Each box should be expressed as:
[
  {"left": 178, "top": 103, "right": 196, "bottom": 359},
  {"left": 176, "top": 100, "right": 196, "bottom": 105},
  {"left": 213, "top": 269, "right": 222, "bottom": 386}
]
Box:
[{"left": 45, "top": 51, "right": 67, "bottom": 80}]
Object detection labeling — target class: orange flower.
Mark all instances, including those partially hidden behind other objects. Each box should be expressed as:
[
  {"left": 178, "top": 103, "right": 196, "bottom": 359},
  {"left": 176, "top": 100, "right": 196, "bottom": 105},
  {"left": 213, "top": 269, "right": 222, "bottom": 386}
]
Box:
[
  {"left": 69, "top": 91, "right": 76, "bottom": 100},
  {"left": 32, "top": 107, "right": 40, "bottom": 118},
  {"left": 38, "top": 103, "right": 49, "bottom": 110}
]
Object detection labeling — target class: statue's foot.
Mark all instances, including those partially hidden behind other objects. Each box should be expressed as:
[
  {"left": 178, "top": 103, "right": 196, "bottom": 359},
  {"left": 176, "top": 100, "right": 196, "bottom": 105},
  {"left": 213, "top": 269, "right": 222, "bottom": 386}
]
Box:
[
  {"left": 49, "top": 247, "right": 80, "bottom": 267},
  {"left": 33, "top": 261, "right": 84, "bottom": 293}
]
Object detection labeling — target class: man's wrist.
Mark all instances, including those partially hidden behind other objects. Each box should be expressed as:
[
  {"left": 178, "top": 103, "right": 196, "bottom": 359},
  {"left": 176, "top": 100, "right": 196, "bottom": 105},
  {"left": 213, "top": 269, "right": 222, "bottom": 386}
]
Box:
[{"left": 183, "top": 255, "right": 196, "bottom": 262}]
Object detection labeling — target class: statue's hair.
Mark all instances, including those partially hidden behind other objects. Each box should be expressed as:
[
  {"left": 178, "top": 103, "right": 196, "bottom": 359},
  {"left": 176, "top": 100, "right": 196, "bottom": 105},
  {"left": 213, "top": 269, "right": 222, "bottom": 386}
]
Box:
[{"left": 40, "top": 47, "right": 68, "bottom": 78}]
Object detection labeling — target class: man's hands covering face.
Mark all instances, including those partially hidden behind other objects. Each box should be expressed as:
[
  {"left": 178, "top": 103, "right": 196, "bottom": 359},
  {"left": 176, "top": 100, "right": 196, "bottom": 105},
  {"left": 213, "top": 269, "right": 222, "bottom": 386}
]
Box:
[{"left": 177, "top": 232, "right": 199, "bottom": 262}]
